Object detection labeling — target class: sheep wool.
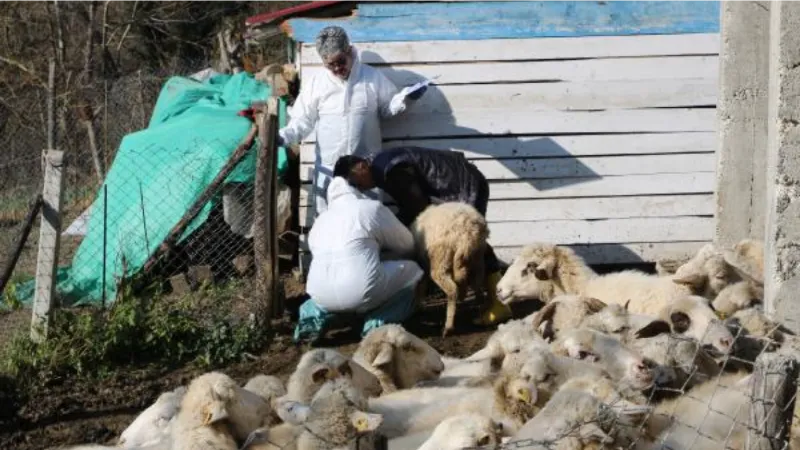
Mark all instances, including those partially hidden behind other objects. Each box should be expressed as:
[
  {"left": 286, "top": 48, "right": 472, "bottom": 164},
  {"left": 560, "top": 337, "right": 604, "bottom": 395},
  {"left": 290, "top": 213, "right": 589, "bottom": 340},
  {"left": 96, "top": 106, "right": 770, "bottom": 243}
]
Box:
[
  {"left": 410, "top": 201, "right": 489, "bottom": 337},
  {"left": 170, "top": 371, "right": 241, "bottom": 450}
]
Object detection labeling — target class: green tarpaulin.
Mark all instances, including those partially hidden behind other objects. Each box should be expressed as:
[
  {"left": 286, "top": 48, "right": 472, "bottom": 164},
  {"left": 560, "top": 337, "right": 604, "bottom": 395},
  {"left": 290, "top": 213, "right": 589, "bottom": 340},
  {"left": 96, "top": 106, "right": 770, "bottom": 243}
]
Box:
[{"left": 6, "top": 71, "right": 288, "bottom": 307}]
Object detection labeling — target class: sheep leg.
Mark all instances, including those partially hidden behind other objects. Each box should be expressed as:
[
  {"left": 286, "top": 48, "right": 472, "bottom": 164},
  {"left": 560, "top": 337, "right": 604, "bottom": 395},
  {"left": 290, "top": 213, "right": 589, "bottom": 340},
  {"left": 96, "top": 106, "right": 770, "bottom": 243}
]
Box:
[
  {"left": 469, "top": 251, "right": 487, "bottom": 306},
  {"left": 431, "top": 265, "right": 460, "bottom": 338}
]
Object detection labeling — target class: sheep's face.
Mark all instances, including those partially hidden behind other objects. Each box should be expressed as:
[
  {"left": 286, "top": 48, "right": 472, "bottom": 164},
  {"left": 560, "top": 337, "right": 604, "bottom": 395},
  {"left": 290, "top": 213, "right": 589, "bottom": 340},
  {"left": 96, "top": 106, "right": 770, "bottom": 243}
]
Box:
[
  {"left": 503, "top": 376, "right": 538, "bottom": 408},
  {"left": 496, "top": 244, "right": 562, "bottom": 304},
  {"left": 555, "top": 329, "right": 655, "bottom": 390},
  {"left": 179, "top": 372, "right": 239, "bottom": 428},
  {"left": 666, "top": 296, "right": 734, "bottom": 356},
  {"left": 510, "top": 351, "right": 560, "bottom": 404},
  {"left": 358, "top": 324, "right": 444, "bottom": 390}
]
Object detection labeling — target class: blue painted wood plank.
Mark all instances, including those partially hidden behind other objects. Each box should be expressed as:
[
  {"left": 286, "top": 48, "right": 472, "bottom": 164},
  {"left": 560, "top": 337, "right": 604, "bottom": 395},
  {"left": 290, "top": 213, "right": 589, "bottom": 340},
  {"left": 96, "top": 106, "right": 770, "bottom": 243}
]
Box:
[{"left": 285, "top": 1, "right": 720, "bottom": 43}]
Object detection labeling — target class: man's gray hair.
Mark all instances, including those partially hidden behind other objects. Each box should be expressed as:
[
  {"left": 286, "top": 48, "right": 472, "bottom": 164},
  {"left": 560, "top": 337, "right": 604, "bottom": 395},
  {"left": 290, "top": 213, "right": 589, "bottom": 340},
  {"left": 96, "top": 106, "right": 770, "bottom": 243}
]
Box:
[{"left": 315, "top": 26, "right": 351, "bottom": 58}]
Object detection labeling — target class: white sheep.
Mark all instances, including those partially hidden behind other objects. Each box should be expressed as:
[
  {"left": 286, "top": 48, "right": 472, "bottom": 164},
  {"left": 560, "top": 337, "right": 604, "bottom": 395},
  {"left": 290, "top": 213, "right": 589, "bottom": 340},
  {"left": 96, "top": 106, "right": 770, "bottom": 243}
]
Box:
[
  {"left": 671, "top": 243, "right": 735, "bottom": 300},
  {"left": 260, "top": 377, "right": 383, "bottom": 450},
  {"left": 410, "top": 201, "right": 490, "bottom": 337},
  {"left": 170, "top": 371, "right": 242, "bottom": 450},
  {"left": 416, "top": 413, "right": 503, "bottom": 450},
  {"left": 550, "top": 327, "right": 656, "bottom": 391},
  {"left": 117, "top": 385, "right": 186, "bottom": 448},
  {"left": 243, "top": 374, "right": 286, "bottom": 426},
  {"left": 722, "top": 238, "right": 765, "bottom": 286},
  {"left": 418, "top": 319, "right": 549, "bottom": 387},
  {"left": 713, "top": 279, "right": 764, "bottom": 316},
  {"left": 495, "top": 243, "right": 735, "bottom": 355},
  {"left": 368, "top": 370, "right": 537, "bottom": 438},
  {"left": 281, "top": 348, "right": 382, "bottom": 404},
  {"left": 508, "top": 379, "right": 650, "bottom": 450},
  {"left": 628, "top": 333, "right": 721, "bottom": 394},
  {"left": 351, "top": 324, "right": 444, "bottom": 394},
  {"left": 523, "top": 294, "right": 608, "bottom": 341},
  {"left": 642, "top": 371, "right": 752, "bottom": 450}
]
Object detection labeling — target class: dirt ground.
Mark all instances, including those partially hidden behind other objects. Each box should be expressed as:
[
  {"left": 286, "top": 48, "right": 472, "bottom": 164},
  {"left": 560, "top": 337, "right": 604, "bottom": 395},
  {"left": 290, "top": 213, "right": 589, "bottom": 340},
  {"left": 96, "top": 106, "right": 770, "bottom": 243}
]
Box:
[{"left": 0, "top": 270, "right": 547, "bottom": 450}]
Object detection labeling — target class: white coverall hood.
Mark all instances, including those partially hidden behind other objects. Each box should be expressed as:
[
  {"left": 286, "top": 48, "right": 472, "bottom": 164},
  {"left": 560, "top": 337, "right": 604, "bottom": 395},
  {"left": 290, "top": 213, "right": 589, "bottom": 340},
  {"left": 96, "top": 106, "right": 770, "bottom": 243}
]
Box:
[{"left": 325, "top": 176, "right": 366, "bottom": 206}]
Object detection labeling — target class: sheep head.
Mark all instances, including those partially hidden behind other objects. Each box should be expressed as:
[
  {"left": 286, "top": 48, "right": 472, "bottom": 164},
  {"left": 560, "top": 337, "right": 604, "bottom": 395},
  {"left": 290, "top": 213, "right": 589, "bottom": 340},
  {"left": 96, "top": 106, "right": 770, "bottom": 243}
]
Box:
[
  {"left": 179, "top": 371, "right": 238, "bottom": 428},
  {"left": 353, "top": 324, "right": 444, "bottom": 393},
  {"left": 496, "top": 243, "right": 594, "bottom": 305},
  {"left": 466, "top": 319, "right": 549, "bottom": 370},
  {"left": 493, "top": 372, "right": 539, "bottom": 429},
  {"left": 285, "top": 348, "right": 382, "bottom": 404},
  {"left": 528, "top": 295, "right": 609, "bottom": 341},
  {"left": 280, "top": 378, "right": 383, "bottom": 448},
  {"left": 551, "top": 328, "right": 655, "bottom": 391},
  {"left": 659, "top": 295, "right": 734, "bottom": 356}
]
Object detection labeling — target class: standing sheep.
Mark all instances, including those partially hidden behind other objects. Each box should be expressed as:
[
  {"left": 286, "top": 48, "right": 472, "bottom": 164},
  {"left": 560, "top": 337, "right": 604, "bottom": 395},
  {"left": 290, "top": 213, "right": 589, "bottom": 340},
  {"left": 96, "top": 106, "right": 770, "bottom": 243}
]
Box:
[
  {"left": 410, "top": 202, "right": 490, "bottom": 337},
  {"left": 351, "top": 324, "right": 444, "bottom": 394}
]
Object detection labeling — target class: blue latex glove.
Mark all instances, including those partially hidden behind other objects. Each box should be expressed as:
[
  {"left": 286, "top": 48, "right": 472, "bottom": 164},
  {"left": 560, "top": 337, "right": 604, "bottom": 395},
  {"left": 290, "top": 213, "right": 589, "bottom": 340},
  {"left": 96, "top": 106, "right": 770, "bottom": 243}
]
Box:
[{"left": 406, "top": 84, "right": 427, "bottom": 101}]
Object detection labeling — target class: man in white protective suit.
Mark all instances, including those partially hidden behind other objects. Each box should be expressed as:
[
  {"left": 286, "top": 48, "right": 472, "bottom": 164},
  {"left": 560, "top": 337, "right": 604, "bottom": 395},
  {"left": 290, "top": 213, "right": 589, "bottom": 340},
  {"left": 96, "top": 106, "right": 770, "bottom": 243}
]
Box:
[
  {"left": 276, "top": 25, "right": 427, "bottom": 216},
  {"left": 294, "top": 176, "right": 425, "bottom": 343}
]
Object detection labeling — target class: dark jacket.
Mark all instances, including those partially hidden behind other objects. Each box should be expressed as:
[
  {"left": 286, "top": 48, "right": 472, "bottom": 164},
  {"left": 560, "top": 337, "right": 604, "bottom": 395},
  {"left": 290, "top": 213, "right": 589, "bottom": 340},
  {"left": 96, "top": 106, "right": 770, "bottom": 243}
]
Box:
[{"left": 368, "top": 146, "right": 488, "bottom": 226}]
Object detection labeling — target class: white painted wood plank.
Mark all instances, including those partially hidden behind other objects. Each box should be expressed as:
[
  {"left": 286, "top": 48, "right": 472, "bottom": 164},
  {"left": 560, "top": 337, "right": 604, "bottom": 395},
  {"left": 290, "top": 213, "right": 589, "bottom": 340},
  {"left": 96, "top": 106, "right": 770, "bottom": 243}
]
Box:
[
  {"left": 493, "top": 242, "right": 709, "bottom": 266},
  {"left": 299, "top": 172, "right": 715, "bottom": 205},
  {"left": 399, "top": 79, "right": 717, "bottom": 114},
  {"left": 301, "top": 153, "right": 717, "bottom": 182},
  {"left": 301, "top": 56, "right": 719, "bottom": 85},
  {"left": 299, "top": 194, "right": 714, "bottom": 228},
  {"left": 297, "top": 216, "right": 712, "bottom": 250},
  {"left": 300, "top": 132, "right": 718, "bottom": 163},
  {"left": 302, "top": 108, "right": 717, "bottom": 143},
  {"left": 486, "top": 217, "right": 713, "bottom": 247},
  {"left": 299, "top": 33, "right": 721, "bottom": 65}
]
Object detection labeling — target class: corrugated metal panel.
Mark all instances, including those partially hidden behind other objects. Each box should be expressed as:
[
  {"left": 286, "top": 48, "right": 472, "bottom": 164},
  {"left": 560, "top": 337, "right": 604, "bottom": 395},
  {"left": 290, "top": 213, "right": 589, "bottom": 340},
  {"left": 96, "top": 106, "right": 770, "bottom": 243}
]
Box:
[{"left": 284, "top": 1, "right": 720, "bottom": 43}]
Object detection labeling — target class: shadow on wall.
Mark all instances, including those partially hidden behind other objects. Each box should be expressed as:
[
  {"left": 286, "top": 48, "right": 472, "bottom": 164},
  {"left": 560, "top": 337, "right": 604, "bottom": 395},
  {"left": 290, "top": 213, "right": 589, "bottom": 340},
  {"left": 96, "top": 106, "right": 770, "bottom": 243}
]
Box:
[{"left": 358, "top": 51, "right": 644, "bottom": 265}]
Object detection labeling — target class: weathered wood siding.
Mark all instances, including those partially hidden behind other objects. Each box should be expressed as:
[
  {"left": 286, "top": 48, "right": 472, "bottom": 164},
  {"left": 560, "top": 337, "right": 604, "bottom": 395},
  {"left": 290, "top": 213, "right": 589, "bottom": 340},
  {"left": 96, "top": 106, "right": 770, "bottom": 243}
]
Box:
[{"left": 290, "top": 1, "right": 720, "bottom": 267}]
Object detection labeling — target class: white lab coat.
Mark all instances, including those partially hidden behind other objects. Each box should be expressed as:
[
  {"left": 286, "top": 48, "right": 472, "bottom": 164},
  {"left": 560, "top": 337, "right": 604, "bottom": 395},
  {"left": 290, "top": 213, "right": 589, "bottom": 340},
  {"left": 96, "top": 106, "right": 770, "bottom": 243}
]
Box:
[
  {"left": 278, "top": 49, "right": 408, "bottom": 214},
  {"left": 305, "top": 177, "right": 423, "bottom": 314}
]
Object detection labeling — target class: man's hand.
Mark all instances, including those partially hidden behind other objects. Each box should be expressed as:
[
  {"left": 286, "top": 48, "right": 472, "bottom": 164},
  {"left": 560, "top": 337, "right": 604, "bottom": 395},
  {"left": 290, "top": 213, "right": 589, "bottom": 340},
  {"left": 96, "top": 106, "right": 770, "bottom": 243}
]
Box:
[
  {"left": 406, "top": 84, "right": 427, "bottom": 101},
  {"left": 276, "top": 134, "right": 285, "bottom": 147}
]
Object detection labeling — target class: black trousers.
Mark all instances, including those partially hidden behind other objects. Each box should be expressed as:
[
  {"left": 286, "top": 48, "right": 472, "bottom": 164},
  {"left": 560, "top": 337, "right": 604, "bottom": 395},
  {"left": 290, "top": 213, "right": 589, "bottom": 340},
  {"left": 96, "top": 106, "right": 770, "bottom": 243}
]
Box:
[{"left": 383, "top": 163, "right": 503, "bottom": 274}]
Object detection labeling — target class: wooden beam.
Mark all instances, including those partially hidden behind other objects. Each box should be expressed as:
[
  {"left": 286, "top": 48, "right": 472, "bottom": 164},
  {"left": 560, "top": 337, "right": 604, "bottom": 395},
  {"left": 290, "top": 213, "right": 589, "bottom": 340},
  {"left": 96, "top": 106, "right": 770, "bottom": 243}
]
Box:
[
  {"left": 31, "top": 150, "right": 65, "bottom": 342},
  {"left": 254, "top": 98, "right": 281, "bottom": 323}
]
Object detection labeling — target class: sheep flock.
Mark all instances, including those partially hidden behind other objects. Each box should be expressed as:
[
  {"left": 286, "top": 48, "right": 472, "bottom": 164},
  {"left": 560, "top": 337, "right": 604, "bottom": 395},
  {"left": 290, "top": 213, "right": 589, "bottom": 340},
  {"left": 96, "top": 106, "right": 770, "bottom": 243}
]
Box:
[{"left": 57, "top": 237, "right": 800, "bottom": 450}]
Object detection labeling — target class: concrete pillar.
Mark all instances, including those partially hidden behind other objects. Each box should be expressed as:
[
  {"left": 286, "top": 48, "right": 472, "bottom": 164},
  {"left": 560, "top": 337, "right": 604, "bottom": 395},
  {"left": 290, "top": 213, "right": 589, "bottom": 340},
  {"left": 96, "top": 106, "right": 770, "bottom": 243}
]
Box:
[
  {"left": 764, "top": 1, "right": 800, "bottom": 332},
  {"left": 714, "top": 1, "right": 771, "bottom": 249}
]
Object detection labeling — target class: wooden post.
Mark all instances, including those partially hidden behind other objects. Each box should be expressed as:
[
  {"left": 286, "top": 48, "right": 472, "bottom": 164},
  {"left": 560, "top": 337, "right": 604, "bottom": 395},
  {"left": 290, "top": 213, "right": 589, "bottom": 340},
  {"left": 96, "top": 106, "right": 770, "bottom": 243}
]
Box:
[
  {"left": 745, "top": 352, "right": 799, "bottom": 450},
  {"left": 46, "top": 59, "right": 55, "bottom": 150},
  {"left": 253, "top": 97, "right": 282, "bottom": 324},
  {"left": 31, "top": 150, "right": 66, "bottom": 342}
]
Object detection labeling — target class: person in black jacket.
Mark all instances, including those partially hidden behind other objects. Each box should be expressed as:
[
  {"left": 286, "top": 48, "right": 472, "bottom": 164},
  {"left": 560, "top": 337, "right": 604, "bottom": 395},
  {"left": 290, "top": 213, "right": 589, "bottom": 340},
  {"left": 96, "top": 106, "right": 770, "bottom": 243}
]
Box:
[{"left": 332, "top": 146, "right": 513, "bottom": 327}]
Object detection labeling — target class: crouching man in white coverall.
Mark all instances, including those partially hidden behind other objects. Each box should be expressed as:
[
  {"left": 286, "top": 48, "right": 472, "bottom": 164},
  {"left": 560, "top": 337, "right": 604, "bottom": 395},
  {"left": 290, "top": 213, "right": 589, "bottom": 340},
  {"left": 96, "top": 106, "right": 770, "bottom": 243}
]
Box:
[
  {"left": 276, "top": 25, "right": 426, "bottom": 216},
  {"left": 294, "top": 177, "right": 424, "bottom": 342}
]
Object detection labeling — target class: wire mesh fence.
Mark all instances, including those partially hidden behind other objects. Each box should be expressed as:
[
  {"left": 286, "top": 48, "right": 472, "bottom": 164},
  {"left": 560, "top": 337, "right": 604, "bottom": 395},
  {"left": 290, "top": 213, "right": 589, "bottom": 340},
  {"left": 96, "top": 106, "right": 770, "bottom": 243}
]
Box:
[{"left": 0, "top": 59, "right": 293, "bottom": 339}]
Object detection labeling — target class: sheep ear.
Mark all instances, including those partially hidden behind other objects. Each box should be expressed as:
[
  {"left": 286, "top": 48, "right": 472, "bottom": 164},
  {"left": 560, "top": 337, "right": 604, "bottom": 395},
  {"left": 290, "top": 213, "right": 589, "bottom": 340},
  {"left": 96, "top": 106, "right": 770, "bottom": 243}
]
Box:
[
  {"left": 275, "top": 399, "right": 311, "bottom": 425},
  {"left": 350, "top": 410, "right": 383, "bottom": 432},
  {"left": 371, "top": 342, "right": 394, "bottom": 369},
  {"left": 634, "top": 320, "right": 672, "bottom": 339},
  {"left": 311, "top": 365, "right": 332, "bottom": 384},
  {"left": 624, "top": 299, "right": 631, "bottom": 311},
  {"left": 530, "top": 302, "right": 558, "bottom": 332},
  {"left": 672, "top": 272, "right": 704, "bottom": 287},
  {"left": 670, "top": 312, "right": 692, "bottom": 334},
  {"left": 337, "top": 361, "right": 353, "bottom": 377},
  {"left": 203, "top": 401, "right": 229, "bottom": 425},
  {"left": 584, "top": 297, "right": 607, "bottom": 314}
]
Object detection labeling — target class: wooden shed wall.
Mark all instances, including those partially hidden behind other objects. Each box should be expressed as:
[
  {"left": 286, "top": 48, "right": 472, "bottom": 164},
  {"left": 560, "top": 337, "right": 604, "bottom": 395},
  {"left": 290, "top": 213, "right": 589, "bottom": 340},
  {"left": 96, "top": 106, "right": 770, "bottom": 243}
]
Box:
[{"left": 291, "top": 2, "right": 720, "bottom": 267}]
